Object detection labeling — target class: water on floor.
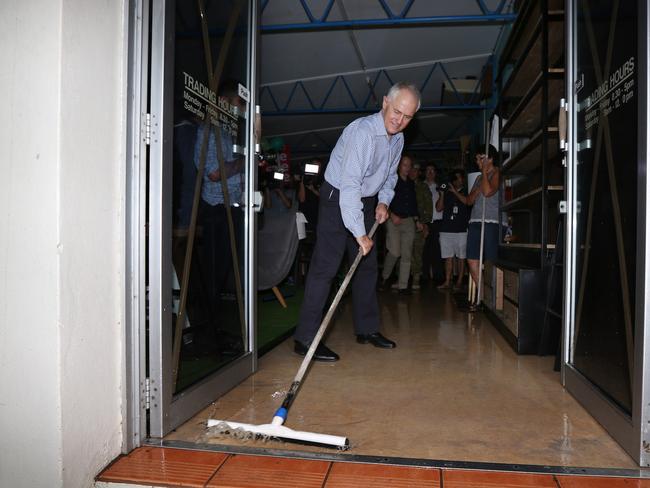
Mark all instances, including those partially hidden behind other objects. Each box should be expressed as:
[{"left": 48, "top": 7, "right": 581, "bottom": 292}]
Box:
[{"left": 164, "top": 287, "right": 636, "bottom": 469}]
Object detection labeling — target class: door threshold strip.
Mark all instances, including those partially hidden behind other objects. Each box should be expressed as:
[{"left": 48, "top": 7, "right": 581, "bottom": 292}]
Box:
[{"left": 148, "top": 439, "right": 650, "bottom": 479}]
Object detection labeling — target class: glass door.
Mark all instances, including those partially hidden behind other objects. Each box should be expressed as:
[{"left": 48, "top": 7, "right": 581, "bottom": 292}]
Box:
[
  {"left": 564, "top": 0, "right": 650, "bottom": 465},
  {"left": 147, "top": 0, "right": 259, "bottom": 437}
]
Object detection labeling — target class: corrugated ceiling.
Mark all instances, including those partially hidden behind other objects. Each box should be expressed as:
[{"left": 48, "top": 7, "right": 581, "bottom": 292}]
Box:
[{"left": 258, "top": 0, "right": 515, "bottom": 163}]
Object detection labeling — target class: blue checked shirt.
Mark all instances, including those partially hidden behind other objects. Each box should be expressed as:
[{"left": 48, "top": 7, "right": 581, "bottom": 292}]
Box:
[
  {"left": 324, "top": 111, "right": 403, "bottom": 237},
  {"left": 193, "top": 124, "right": 243, "bottom": 206}
]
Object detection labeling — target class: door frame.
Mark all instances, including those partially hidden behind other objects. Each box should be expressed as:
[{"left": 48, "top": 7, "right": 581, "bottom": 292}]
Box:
[
  {"left": 124, "top": 0, "right": 150, "bottom": 452},
  {"left": 563, "top": 0, "right": 650, "bottom": 466},
  {"left": 143, "top": 0, "right": 260, "bottom": 439}
]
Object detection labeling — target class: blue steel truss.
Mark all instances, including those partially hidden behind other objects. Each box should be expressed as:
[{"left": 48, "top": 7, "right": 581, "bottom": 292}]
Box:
[
  {"left": 261, "top": 56, "right": 495, "bottom": 116},
  {"left": 257, "top": 1, "right": 512, "bottom": 150},
  {"left": 278, "top": 110, "right": 474, "bottom": 155},
  {"left": 261, "top": 0, "right": 515, "bottom": 32}
]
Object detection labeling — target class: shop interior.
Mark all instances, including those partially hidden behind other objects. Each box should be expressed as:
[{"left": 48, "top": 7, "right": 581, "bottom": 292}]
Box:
[{"left": 136, "top": 0, "right": 647, "bottom": 476}]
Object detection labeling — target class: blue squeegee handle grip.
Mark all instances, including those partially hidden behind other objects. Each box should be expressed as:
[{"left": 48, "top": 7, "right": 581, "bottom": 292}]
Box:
[{"left": 276, "top": 221, "right": 380, "bottom": 419}]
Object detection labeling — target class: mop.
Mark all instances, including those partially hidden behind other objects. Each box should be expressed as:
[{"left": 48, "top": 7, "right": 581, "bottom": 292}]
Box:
[
  {"left": 473, "top": 194, "right": 486, "bottom": 310},
  {"left": 472, "top": 118, "right": 493, "bottom": 311},
  {"left": 208, "top": 221, "right": 381, "bottom": 449}
]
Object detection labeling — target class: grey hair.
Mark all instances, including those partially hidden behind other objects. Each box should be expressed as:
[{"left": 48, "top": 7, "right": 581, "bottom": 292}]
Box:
[{"left": 386, "top": 82, "right": 421, "bottom": 111}]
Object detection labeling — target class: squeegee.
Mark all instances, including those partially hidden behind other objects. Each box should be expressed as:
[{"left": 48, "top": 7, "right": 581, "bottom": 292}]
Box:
[{"left": 208, "top": 221, "right": 380, "bottom": 449}]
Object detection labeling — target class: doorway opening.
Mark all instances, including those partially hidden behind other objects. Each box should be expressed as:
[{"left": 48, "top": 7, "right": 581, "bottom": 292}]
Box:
[{"left": 135, "top": 0, "right": 650, "bottom": 471}]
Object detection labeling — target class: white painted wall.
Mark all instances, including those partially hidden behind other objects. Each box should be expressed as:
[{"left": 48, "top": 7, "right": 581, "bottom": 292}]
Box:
[
  {"left": 58, "top": 0, "right": 126, "bottom": 486},
  {"left": 0, "top": 1, "right": 65, "bottom": 485},
  {"left": 0, "top": 1, "right": 127, "bottom": 487}
]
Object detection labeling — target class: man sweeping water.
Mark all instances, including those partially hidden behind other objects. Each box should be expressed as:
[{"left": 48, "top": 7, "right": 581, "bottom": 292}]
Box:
[
  {"left": 208, "top": 82, "right": 420, "bottom": 448},
  {"left": 293, "top": 82, "right": 421, "bottom": 362}
]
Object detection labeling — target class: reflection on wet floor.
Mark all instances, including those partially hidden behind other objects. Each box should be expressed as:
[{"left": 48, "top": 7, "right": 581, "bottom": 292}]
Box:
[{"left": 164, "top": 288, "right": 636, "bottom": 469}]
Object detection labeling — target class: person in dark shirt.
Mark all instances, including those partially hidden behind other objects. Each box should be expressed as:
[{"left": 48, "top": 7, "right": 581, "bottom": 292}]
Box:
[
  {"left": 410, "top": 162, "right": 432, "bottom": 291},
  {"left": 296, "top": 159, "right": 322, "bottom": 231},
  {"left": 379, "top": 155, "right": 424, "bottom": 295},
  {"left": 436, "top": 170, "right": 470, "bottom": 289}
]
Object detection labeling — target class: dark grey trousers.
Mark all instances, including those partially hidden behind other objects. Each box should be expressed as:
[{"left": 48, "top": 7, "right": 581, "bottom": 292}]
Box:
[{"left": 294, "top": 181, "right": 379, "bottom": 344}]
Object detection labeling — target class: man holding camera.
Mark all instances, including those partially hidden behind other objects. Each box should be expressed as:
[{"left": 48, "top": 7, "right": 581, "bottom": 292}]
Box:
[
  {"left": 296, "top": 160, "right": 321, "bottom": 232},
  {"left": 293, "top": 82, "right": 421, "bottom": 362},
  {"left": 436, "top": 170, "right": 470, "bottom": 289}
]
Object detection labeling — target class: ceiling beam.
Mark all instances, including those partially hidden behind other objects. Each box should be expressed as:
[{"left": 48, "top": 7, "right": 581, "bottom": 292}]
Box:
[
  {"left": 261, "top": 0, "right": 516, "bottom": 33},
  {"left": 261, "top": 13, "right": 516, "bottom": 33},
  {"left": 259, "top": 55, "right": 495, "bottom": 115},
  {"left": 260, "top": 53, "right": 491, "bottom": 88},
  {"left": 262, "top": 105, "right": 488, "bottom": 116}
]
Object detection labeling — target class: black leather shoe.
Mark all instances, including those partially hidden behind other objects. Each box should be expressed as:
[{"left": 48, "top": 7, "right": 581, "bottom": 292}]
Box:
[
  {"left": 356, "top": 332, "right": 396, "bottom": 348},
  {"left": 294, "top": 341, "right": 340, "bottom": 362}
]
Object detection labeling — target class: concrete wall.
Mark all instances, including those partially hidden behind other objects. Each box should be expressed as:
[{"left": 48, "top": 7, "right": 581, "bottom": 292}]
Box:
[{"left": 0, "top": 1, "right": 127, "bottom": 487}]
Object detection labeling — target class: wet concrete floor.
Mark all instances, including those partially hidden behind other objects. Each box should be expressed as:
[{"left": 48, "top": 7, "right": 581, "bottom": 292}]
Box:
[{"left": 165, "top": 288, "right": 636, "bottom": 468}]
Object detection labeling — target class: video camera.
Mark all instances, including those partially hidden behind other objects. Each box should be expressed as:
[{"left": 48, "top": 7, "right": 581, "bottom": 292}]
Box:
[
  {"left": 267, "top": 170, "right": 285, "bottom": 189},
  {"left": 436, "top": 170, "right": 466, "bottom": 192},
  {"left": 258, "top": 150, "right": 290, "bottom": 190},
  {"left": 300, "top": 161, "right": 321, "bottom": 186},
  {"left": 436, "top": 174, "right": 451, "bottom": 192}
]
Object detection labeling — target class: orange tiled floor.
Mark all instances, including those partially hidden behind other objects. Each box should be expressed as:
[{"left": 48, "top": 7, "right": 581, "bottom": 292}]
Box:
[{"left": 98, "top": 447, "right": 650, "bottom": 487}]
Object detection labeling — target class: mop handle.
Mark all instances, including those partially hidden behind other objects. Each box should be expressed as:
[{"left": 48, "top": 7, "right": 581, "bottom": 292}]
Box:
[
  {"left": 476, "top": 196, "right": 486, "bottom": 305},
  {"left": 278, "top": 220, "right": 380, "bottom": 415},
  {"left": 476, "top": 117, "right": 491, "bottom": 305}
]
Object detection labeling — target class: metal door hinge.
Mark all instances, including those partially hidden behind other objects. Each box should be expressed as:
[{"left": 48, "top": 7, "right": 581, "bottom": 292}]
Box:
[
  {"left": 577, "top": 139, "right": 592, "bottom": 152},
  {"left": 559, "top": 201, "right": 581, "bottom": 214},
  {"left": 558, "top": 99, "right": 568, "bottom": 152},
  {"left": 144, "top": 377, "right": 151, "bottom": 410},
  {"left": 144, "top": 113, "right": 152, "bottom": 146},
  {"left": 233, "top": 144, "right": 247, "bottom": 156},
  {"left": 253, "top": 190, "right": 264, "bottom": 213}
]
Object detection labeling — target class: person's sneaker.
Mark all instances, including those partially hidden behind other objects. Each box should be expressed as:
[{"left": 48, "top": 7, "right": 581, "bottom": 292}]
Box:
[
  {"left": 398, "top": 288, "right": 412, "bottom": 296},
  {"left": 391, "top": 282, "right": 400, "bottom": 290},
  {"left": 294, "top": 341, "right": 340, "bottom": 362},
  {"left": 356, "top": 332, "right": 396, "bottom": 348}
]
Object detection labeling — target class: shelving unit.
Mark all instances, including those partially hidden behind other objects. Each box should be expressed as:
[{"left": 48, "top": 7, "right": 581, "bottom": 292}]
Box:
[
  {"left": 483, "top": 0, "right": 565, "bottom": 354},
  {"left": 483, "top": 262, "right": 544, "bottom": 354}
]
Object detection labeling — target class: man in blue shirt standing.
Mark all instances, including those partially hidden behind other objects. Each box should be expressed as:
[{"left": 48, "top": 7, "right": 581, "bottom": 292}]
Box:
[
  {"left": 293, "top": 82, "right": 421, "bottom": 362},
  {"left": 193, "top": 85, "right": 245, "bottom": 350}
]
